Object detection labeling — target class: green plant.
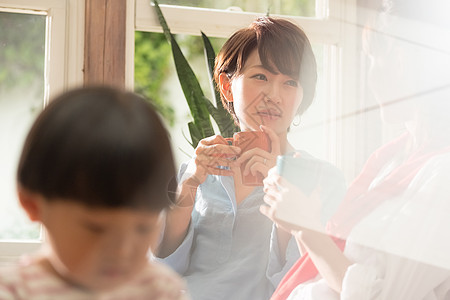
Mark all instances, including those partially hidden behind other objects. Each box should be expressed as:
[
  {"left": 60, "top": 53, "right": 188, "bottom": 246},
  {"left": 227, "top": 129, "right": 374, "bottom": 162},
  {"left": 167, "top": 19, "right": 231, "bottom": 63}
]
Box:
[
  {"left": 153, "top": 0, "right": 239, "bottom": 148},
  {"left": 0, "top": 12, "right": 45, "bottom": 95},
  {"left": 134, "top": 31, "right": 175, "bottom": 126}
]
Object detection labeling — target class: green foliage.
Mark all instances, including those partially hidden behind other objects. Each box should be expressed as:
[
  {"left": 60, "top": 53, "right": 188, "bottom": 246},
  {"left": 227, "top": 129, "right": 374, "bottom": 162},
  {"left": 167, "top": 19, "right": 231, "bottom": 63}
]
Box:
[
  {"left": 0, "top": 12, "right": 45, "bottom": 95},
  {"left": 150, "top": 0, "right": 316, "bottom": 146},
  {"left": 134, "top": 31, "right": 175, "bottom": 126},
  {"left": 200, "top": 32, "right": 239, "bottom": 138},
  {"left": 153, "top": 0, "right": 238, "bottom": 148}
]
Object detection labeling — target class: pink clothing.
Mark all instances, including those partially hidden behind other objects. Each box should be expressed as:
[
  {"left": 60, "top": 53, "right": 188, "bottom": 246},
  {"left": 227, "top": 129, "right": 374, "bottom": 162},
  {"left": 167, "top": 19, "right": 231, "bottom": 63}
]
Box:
[
  {"left": 271, "top": 133, "right": 450, "bottom": 300},
  {"left": 0, "top": 256, "right": 190, "bottom": 300}
]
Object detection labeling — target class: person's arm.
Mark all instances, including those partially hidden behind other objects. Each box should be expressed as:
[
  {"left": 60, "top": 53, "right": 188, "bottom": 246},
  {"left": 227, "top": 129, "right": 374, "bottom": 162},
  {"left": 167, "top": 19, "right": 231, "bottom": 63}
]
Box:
[
  {"left": 276, "top": 225, "right": 297, "bottom": 258},
  {"left": 294, "top": 230, "right": 351, "bottom": 293},
  {"left": 152, "top": 161, "right": 196, "bottom": 274},
  {"left": 261, "top": 172, "right": 351, "bottom": 293},
  {"left": 267, "top": 225, "right": 301, "bottom": 289},
  {"left": 157, "top": 176, "right": 198, "bottom": 258},
  {"left": 157, "top": 135, "right": 239, "bottom": 258}
]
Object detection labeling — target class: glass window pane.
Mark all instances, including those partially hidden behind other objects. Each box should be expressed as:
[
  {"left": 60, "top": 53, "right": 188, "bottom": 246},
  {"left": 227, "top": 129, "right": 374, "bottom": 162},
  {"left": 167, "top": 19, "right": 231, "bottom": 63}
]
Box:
[
  {"left": 135, "top": 31, "right": 326, "bottom": 165},
  {"left": 0, "top": 11, "right": 46, "bottom": 240},
  {"left": 135, "top": 32, "right": 227, "bottom": 165},
  {"left": 288, "top": 44, "right": 327, "bottom": 159},
  {"left": 158, "top": 0, "right": 316, "bottom": 17}
]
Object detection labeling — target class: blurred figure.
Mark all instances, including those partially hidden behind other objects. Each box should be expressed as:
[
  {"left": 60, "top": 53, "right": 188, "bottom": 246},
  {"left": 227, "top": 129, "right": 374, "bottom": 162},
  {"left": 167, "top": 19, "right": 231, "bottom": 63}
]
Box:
[
  {"left": 263, "top": 0, "right": 450, "bottom": 299},
  {"left": 0, "top": 87, "right": 189, "bottom": 299}
]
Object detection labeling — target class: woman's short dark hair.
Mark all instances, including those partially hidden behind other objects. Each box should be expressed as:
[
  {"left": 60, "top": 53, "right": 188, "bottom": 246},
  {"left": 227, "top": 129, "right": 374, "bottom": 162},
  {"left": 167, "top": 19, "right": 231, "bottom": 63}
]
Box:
[
  {"left": 214, "top": 16, "right": 317, "bottom": 125},
  {"left": 17, "top": 86, "right": 176, "bottom": 211}
]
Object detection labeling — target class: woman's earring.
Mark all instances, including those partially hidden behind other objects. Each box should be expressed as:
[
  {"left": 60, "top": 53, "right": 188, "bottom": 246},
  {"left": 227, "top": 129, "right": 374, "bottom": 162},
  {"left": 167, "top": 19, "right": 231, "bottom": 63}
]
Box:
[
  {"left": 227, "top": 101, "right": 233, "bottom": 111},
  {"left": 293, "top": 114, "right": 301, "bottom": 126}
]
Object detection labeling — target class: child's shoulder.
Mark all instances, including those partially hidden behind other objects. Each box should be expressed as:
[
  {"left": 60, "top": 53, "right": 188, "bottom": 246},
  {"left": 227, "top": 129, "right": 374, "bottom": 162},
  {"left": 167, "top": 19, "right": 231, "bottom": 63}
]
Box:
[
  {"left": 0, "top": 263, "right": 26, "bottom": 299},
  {"left": 0, "top": 257, "right": 55, "bottom": 299},
  {"left": 0, "top": 256, "right": 88, "bottom": 300},
  {"left": 0, "top": 256, "right": 45, "bottom": 286}
]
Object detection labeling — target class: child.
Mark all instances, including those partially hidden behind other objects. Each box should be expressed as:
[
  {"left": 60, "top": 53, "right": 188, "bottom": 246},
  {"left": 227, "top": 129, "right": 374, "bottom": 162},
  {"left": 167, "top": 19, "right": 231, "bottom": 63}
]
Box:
[
  {"left": 156, "top": 17, "right": 346, "bottom": 300},
  {"left": 0, "top": 86, "right": 189, "bottom": 299}
]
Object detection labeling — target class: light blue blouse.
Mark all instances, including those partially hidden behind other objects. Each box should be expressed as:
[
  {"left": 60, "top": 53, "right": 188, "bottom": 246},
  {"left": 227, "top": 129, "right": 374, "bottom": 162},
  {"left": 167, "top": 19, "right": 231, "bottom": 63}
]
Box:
[{"left": 159, "top": 151, "right": 346, "bottom": 300}]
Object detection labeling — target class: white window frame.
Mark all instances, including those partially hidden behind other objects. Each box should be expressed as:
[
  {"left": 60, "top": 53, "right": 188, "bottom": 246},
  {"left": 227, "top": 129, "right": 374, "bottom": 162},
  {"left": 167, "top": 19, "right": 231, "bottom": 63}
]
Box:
[
  {"left": 0, "top": 0, "right": 84, "bottom": 264},
  {"left": 135, "top": 1, "right": 340, "bottom": 42}
]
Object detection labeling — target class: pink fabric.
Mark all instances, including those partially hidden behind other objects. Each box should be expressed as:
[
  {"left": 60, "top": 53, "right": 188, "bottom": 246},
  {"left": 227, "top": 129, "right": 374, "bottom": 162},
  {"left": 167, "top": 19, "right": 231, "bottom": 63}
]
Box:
[{"left": 271, "top": 133, "right": 450, "bottom": 300}]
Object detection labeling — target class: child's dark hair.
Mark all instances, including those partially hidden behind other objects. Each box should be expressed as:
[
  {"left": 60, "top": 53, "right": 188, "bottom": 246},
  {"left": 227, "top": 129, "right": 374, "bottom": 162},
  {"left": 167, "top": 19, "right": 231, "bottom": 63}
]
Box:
[
  {"left": 17, "top": 86, "right": 176, "bottom": 211},
  {"left": 214, "top": 16, "right": 317, "bottom": 125}
]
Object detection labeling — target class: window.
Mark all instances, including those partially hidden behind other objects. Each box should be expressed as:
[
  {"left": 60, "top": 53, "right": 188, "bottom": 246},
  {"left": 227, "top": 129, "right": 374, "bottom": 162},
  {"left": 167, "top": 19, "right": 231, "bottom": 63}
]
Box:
[
  {"left": 134, "top": 0, "right": 352, "bottom": 178},
  {"left": 0, "top": 0, "right": 83, "bottom": 265},
  {"left": 154, "top": 0, "right": 317, "bottom": 17},
  {"left": 0, "top": 11, "right": 45, "bottom": 242}
]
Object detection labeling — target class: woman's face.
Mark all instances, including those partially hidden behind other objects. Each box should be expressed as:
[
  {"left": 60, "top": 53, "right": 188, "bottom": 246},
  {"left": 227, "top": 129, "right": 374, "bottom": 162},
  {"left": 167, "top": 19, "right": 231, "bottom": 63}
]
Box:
[{"left": 228, "top": 50, "right": 304, "bottom": 135}]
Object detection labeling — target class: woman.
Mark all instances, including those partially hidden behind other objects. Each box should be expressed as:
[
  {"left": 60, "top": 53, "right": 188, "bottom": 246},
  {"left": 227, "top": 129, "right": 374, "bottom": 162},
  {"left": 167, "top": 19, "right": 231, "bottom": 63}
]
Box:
[
  {"left": 156, "top": 17, "right": 346, "bottom": 300},
  {"left": 263, "top": 0, "right": 450, "bottom": 299}
]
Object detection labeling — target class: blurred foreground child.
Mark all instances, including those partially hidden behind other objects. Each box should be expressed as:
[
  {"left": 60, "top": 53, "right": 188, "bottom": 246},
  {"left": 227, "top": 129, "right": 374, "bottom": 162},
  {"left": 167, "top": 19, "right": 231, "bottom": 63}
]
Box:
[{"left": 0, "top": 86, "right": 189, "bottom": 299}]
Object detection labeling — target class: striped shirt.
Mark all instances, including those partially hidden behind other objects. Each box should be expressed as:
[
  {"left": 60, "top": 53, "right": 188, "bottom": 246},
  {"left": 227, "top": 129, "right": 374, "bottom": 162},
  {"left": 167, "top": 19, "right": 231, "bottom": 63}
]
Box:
[{"left": 0, "top": 257, "right": 190, "bottom": 300}]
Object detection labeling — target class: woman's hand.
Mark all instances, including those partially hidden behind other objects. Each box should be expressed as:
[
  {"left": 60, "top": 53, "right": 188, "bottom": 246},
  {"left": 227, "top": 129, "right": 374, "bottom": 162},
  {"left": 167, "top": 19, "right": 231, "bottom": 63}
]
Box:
[
  {"left": 260, "top": 167, "right": 323, "bottom": 235},
  {"left": 235, "top": 125, "right": 281, "bottom": 179},
  {"left": 183, "top": 134, "right": 241, "bottom": 189}
]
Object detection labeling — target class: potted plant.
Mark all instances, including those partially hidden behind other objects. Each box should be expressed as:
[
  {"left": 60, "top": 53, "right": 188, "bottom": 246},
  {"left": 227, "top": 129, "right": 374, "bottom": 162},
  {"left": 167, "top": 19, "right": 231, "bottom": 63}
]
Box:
[{"left": 153, "top": 0, "right": 239, "bottom": 148}]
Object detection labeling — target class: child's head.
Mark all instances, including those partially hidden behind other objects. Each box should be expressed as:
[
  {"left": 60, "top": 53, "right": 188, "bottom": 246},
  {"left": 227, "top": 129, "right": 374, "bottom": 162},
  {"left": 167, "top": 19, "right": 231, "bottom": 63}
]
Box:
[
  {"left": 18, "top": 86, "right": 175, "bottom": 211},
  {"left": 16, "top": 86, "right": 176, "bottom": 290},
  {"left": 214, "top": 16, "right": 317, "bottom": 126}
]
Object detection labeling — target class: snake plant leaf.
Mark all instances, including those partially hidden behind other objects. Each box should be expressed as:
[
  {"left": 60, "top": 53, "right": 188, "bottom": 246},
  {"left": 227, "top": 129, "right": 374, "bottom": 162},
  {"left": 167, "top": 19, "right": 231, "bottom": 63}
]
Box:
[
  {"left": 203, "top": 96, "right": 237, "bottom": 138},
  {"left": 201, "top": 32, "right": 239, "bottom": 137},
  {"left": 201, "top": 31, "right": 225, "bottom": 110},
  {"left": 171, "top": 38, "right": 215, "bottom": 137},
  {"left": 153, "top": 0, "right": 171, "bottom": 42},
  {"left": 188, "top": 121, "right": 202, "bottom": 148},
  {"left": 201, "top": 32, "right": 215, "bottom": 76},
  {"left": 153, "top": 0, "right": 214, "bottom": 143}
]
